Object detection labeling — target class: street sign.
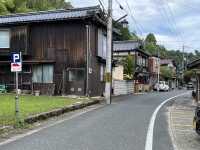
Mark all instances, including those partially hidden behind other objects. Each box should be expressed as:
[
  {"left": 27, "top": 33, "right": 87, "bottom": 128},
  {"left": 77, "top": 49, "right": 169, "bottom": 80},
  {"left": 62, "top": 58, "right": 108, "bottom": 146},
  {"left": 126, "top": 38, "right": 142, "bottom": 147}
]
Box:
[
  {"left": 11, "top": 52, "right": 22, "bottom": 125},
  {"left": 11, "top": 52, "right": 22, "bottom": 72}
]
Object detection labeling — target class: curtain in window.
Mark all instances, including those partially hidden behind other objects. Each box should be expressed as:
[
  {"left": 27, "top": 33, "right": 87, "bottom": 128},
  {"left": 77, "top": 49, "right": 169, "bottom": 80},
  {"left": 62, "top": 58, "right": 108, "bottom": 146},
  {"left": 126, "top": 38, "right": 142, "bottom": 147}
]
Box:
[
  {"left": 32, "top": 66, "right": 42, "bottom": 83},
  {"left": 43, "top": 65, "right": 53, "bottom": 83},
  {"left": 32, "top": 65, "right": 53, "bottom": 83},
  {"left": 0, "top": 30, "right": 10, "bottom": 48}
]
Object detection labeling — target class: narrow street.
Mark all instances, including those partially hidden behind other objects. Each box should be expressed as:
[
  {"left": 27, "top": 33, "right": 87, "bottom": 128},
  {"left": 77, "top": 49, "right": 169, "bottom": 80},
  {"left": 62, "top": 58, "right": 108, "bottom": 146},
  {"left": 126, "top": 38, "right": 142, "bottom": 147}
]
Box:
[{"left": 0, "top": 90, "right": 188, "bottom": 150}]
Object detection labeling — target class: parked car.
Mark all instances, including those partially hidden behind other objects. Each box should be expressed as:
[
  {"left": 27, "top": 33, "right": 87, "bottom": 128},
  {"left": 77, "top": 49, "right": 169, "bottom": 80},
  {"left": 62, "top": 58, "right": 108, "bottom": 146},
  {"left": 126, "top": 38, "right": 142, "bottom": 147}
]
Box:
[
  {"left": 187, "top": 82, "right": 194, "bottom": 90},
  {"left": 154, "top": 81, "right": 169, "bottom": 92},
  {"left": 193, "top": 106, "right": 200, "bottom": 135},
  {"left": 0, "top": 84, "right": 7, "bottom": 93}
]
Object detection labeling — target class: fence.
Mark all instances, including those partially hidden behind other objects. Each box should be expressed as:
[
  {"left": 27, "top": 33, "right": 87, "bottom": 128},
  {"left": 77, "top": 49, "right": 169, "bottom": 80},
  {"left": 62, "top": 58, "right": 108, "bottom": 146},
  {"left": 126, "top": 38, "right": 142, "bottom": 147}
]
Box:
[{"left": 113, "top": 80, "right": 134, "bottom": 96}]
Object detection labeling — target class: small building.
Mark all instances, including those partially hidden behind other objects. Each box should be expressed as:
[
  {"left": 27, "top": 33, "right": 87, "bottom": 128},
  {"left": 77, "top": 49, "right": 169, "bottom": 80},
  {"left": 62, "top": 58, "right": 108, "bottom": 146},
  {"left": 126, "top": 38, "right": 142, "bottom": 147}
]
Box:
[
  {"left": 113, "top": 40, "right": 150, "bottom": 85},
  {"left": 160, "top": 59, "right": 177, "bottom": 89},
  {"left": 148, "top": 56, "right": 159, "bottom": 87},
  {"left": 0, "top": 6, "right": 108, "bottom": 96}
]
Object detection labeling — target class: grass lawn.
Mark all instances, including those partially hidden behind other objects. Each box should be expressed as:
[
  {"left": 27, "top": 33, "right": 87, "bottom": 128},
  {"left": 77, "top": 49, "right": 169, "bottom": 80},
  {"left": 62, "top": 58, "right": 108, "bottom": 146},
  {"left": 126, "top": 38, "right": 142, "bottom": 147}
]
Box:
[{"left": 0, "top": 94, "right": 88, "bottom": 126}]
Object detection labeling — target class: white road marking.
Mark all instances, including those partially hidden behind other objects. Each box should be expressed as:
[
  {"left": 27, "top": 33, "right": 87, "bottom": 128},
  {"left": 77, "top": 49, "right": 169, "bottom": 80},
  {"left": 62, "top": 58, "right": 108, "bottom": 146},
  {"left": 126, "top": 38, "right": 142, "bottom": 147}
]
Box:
[
  {"left": 145, "top": 92, "right": 191, "bottom": 150},
  {"left": 0, "top": 105, "right": 104, "bottom": 147}
]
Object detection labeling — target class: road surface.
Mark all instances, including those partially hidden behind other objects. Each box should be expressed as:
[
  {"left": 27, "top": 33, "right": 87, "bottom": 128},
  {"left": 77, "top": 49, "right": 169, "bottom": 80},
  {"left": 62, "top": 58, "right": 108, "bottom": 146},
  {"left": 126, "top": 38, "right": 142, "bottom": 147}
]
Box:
[{"left": 0, "top": 90, "right": 187, "bottom": 150}]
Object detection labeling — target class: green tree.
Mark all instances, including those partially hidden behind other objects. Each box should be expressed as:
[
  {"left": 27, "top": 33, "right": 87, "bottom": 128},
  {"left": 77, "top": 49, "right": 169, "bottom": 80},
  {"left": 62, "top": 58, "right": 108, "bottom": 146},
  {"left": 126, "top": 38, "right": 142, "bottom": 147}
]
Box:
[
  {"left": 160, "top": 66, "right": 173, "bottom": 80},
  {"left": 113, "top": 22, "right": 138, "bottom": 41},
  {"left": 122, "top": 55, "right": 135, "bottom": 80},
  {"left": 0, "top": 0, "right": 72, "bottom": 15},
  {"left": 184, "top": 70, "right": 195, "bottom": 83},
  {"left": 145, "top": 33, "right": 157, "bottom": 45}
]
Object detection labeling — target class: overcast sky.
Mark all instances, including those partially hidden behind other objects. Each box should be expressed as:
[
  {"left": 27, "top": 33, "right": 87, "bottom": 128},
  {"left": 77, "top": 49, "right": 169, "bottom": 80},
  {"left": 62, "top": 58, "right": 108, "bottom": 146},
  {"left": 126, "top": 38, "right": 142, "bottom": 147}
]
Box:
[{"left": 68, "top": 0, "right": 200, "bottom": 52}]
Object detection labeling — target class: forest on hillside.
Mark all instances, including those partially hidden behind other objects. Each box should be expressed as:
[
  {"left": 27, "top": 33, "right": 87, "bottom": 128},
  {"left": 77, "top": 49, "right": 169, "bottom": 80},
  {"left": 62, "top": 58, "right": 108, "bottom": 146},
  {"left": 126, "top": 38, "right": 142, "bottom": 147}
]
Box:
[
  {"left": 0, "top": 0, "right": 72, "bottom": 15},
  {"left": 115, "top": 22, "right": 199, "bottom": 69}
]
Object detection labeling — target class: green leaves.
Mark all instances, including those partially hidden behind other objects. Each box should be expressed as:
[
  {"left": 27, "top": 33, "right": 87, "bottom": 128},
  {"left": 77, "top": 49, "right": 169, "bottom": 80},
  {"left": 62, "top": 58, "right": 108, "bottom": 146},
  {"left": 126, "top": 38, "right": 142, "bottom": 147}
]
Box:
[
  {"left": 160, "top": 66, "right": 173, "bottom": 80},
  {"left": 0, "top": 0, "right": 72, "bottom": 15},
  {"left": 145, "top": 33, "right": 157, "bottom": 45},
  {"left": 122, "top": 55, "right": 135, "bottom": 80}
]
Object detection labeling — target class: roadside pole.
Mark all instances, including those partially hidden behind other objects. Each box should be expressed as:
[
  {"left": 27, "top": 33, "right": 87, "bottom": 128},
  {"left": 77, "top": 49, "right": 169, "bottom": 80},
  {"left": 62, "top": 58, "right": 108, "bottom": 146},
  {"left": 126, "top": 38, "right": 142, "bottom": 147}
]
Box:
[
  {"left": 15, "top": 71, "right": 20, "bottom": 123},
  {"left": 157, "top": 49, "right": 160, "bottom": 92},
  {"left": 182, "top": 45, "right": 185, "bottom": 85},
  {"left": 105, "top": 0, "right": 113, "bottom": 104},
  {"left": 11, "top": 52, "right": 22, "bottom": 125}
]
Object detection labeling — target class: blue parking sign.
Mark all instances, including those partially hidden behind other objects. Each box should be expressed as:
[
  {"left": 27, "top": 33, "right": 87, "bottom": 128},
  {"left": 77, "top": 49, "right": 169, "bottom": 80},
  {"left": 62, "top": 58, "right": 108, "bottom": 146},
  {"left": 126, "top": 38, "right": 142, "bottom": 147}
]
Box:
[
  {"left": 11, "top": 52, "right": 22, "bottom": 72},
  {"left": 11, "top": 52, "right": 21, "bottom": 63}
]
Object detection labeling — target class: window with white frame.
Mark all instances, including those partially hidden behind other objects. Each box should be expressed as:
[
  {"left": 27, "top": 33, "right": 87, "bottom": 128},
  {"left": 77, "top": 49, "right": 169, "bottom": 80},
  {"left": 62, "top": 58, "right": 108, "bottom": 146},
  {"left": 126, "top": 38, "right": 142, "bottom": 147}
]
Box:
[{"left": 0, "top": 30, "right": 10, "bottom": 48}]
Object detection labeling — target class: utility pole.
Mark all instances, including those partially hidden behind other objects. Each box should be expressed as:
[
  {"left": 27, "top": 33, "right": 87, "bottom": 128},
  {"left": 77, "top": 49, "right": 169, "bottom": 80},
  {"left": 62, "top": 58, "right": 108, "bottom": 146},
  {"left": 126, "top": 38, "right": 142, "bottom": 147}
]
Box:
[
  {"left": 105, "top": 0, "right": 113, "bottom": 104},
  {"left": 157, "top": 48, "right": 160, "bottom": 92},
  {"left": 182, "top": 45, "right": 185, "bottom": 84}
]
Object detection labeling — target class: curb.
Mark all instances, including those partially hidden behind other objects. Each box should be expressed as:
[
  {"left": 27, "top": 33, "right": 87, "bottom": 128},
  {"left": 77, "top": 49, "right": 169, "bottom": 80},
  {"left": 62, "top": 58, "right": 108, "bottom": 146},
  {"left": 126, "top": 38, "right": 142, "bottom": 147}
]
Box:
[
  {"left": 24, "top": 100, "right": 100, "bottom": 124},
  {"left": 0, "top": 126, "right": 13, "bottom": 134}
]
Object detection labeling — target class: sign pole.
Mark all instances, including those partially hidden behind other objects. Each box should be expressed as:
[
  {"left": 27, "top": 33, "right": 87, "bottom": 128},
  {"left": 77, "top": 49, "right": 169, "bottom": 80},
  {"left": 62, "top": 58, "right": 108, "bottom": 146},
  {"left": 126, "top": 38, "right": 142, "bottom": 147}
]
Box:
[
  {"left": 11, "top": 52, "right": 22, "bottom": 125},
  {"left": 15, "top": 71, "right": 20, "bottom": 123}
]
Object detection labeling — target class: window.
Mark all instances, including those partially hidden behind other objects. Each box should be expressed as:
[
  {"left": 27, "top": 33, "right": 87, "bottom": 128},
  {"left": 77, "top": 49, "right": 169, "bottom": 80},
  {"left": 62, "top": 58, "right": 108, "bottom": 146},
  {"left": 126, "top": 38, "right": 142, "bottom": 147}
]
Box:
[
  {"left": 32, "top": 65, "right": 53, "bottom": 83},
  {"left": 0, "top": 29, "right": 10, "bottom": 48},
  {"left": 100, "top": 65, "right": 105, "bottom": 81},
  {"left": 98, "top": 29, "right": 107, "bottom": 59},
  {"left": 68, "top": 69, "right": 85, "bottom": 82},
  {"left": 23, "top": 66, "right": 31, "bottom": 74}
]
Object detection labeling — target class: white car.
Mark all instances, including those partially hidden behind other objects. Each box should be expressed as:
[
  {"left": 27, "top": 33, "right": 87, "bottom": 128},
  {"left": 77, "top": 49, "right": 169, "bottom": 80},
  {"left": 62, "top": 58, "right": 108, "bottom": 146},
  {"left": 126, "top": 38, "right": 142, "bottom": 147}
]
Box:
[{"left": 154, "top": 81, "right": 169, "bottom": 91}]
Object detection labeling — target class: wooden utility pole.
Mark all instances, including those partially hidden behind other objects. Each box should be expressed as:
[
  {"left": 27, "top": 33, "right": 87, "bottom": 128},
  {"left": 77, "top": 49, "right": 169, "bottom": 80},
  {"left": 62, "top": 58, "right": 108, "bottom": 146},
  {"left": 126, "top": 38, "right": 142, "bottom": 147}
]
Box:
[
  {"left": 182, "top": 45, "right": 185, "bottom": 84},
  {"left": 105, "top": 0, "right": 113, "bottom": 104}
]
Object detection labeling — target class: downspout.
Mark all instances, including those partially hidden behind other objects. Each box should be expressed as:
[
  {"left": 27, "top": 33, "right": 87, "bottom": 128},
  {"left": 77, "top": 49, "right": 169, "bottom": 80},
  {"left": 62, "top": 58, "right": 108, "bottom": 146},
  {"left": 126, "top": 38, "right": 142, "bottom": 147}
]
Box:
[{"left": 86, "top": 25, "right": 90, "bottom": 97}]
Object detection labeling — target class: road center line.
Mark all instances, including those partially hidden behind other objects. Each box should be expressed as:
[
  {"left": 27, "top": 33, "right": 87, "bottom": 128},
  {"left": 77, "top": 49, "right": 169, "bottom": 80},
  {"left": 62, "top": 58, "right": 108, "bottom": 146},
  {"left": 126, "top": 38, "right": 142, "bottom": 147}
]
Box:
[{"left": 145, "top": 92, "right": 190, "bottom": 150}]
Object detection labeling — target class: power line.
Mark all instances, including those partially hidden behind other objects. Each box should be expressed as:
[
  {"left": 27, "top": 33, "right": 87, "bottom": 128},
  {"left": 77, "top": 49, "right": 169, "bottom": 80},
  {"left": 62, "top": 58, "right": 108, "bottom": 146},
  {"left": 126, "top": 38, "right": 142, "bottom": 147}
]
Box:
[
  {"left": 152, "top": 0, "right": 181, "bottom": 43},
  {"left": 162, "top": 0, "right": 184, "bottom": 42},
  {"left": 113, "top": 0, "right": 144, "bottom": 36},
  {"left": 124, "top": 0, "right": 144, "bottom": 36},
  {"left": 97, "top": 0, "right": 106, "bottom": 12}
]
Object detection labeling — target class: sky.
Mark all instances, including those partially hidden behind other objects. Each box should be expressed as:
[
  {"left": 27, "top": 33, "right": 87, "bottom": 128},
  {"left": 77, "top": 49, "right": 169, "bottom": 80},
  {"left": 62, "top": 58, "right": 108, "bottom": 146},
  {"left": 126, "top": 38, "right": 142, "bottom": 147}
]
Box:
[{"left": 68, "top": 0, "right": 200, "bottom": 52}]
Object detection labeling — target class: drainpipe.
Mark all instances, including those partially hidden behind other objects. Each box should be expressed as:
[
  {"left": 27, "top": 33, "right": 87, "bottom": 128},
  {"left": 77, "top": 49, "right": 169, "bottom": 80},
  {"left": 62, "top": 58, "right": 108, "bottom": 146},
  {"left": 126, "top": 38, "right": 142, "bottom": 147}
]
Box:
[{"left": 86, "top": 25, "right": 90, "bottom": 97}]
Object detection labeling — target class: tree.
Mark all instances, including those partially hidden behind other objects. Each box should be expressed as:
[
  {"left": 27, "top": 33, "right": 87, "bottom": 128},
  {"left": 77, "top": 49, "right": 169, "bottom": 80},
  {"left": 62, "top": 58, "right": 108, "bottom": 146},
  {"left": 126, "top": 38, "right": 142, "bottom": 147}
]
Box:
[
  {"left": 144, "top": 33, "right": 159, "bottom": 55},
  {"left": 113, "top": 22, "right": 139, "bottom": 41},
  {"left": 0, "top": 0, "right": 72, "bottom": 15},
  {"left": 160, "top": 66, "right": 173, "bottom": 80},
  {"left": 122, "top": 55, "right": 135, "bottom": 80},
  {"left": 184, "top": 70, "right": 195, "bottom": 83},
  {"left": 145, "top": 33, "right": 157, "bottom": 45}
]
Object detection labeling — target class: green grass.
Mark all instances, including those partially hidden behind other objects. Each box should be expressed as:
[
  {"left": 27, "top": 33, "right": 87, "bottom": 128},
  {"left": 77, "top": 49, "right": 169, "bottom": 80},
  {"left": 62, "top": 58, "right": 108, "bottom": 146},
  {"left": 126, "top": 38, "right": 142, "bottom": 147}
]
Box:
[{"left": 0, "top": 94, "right": 88, "bottom": 126}]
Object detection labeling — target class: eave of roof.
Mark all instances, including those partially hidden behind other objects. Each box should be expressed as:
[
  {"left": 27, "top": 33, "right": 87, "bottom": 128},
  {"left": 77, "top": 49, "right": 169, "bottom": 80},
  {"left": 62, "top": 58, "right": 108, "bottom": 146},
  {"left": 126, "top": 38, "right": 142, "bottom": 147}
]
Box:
[
  {"left": 0, "top": 5, "right": 105, "bottom": 25},
  {"left": 187, "top": 58, "right": 200, "bottom": 69}
]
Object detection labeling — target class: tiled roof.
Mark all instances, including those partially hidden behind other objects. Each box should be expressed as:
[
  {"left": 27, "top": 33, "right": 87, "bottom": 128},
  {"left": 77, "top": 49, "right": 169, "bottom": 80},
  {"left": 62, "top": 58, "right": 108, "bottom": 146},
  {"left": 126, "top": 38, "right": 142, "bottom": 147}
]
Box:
[
  {"left": 113, "top": 40, "right": 141, "bottom": 51},
  {"left": 0, "top": 6, "right": 102, "bottom": 25},
  {"left": 187, "top": 58, "right": 200, "bottom": 69}
]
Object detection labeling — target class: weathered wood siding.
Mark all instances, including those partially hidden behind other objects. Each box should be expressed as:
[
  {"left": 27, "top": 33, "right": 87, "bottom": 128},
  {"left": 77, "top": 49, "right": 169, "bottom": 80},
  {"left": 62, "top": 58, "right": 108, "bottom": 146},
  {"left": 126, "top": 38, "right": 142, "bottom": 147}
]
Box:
[{"left": 0, "top": 21, "right": 105, "bottom": 96}]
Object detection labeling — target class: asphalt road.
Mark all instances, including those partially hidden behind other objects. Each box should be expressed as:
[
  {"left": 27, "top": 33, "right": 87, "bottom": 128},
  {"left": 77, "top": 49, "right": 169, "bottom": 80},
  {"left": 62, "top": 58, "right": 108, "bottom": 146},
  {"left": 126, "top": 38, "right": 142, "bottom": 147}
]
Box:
[{"left": 0, "top": 90, "right": 187, "bottom": 150}]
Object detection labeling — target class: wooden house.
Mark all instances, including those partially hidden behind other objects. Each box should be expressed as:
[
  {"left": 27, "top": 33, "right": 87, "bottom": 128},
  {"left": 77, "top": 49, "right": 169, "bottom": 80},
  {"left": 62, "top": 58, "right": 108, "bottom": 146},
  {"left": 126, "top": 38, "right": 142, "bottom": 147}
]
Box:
[
  {"left": 0, "top": 6, "right": 108, "bottom": 96},
  {"left": 113, "top": 40, "right": 150, "bottom": 84}
]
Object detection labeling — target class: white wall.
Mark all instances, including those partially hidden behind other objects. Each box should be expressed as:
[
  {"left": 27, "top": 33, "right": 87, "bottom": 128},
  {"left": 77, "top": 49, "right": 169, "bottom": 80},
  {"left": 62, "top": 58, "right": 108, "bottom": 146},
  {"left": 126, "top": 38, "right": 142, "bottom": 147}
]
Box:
[{"left": 113, "top": 80, "right": 134, "bottom": 96}]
